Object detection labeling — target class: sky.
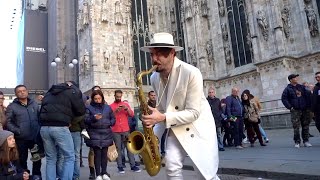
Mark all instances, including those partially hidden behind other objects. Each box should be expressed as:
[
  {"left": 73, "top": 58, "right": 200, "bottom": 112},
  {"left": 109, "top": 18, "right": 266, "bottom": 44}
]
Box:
[{"left": 0, "top": 0, "right": 21, "bottom": 88}]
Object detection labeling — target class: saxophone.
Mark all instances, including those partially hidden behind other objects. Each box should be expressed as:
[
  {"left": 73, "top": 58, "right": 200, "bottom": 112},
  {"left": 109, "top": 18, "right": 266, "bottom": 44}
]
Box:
[{"left": 127, "top": 65, "right": 162, "bottom": 176}]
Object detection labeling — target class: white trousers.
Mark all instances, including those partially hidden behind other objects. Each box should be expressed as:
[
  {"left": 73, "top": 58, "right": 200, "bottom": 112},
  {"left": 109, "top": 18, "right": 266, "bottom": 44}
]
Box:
[{"left": 165, "top": 130, "right": 205, "bottom": 180}]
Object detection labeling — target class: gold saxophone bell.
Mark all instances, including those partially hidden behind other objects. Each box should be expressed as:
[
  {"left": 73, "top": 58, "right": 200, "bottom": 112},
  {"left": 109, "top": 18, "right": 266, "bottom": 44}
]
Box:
[{"left": 127, "top": 65, "right": 162, "bottom": 176}]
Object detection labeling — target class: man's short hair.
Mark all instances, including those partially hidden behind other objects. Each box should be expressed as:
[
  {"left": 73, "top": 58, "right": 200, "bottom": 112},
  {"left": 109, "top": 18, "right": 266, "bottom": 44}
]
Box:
[
  {"left": 0, "top": 91, "right": 3, "bottom": 95},
  {"left": 148, "top": 91, "right": 155, "bottom": 96},
  {"left": 315, "top": 72, "right": 320, "bottom": 76},
  {"left": 14, "top": 85, "right": 27, "bottom": 93},
  {"left": 115, "top": 90, "right": 123, "bottom": 95}
]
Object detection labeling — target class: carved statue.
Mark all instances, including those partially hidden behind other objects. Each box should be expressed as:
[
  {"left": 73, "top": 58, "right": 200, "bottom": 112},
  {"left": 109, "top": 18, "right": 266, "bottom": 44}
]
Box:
[
  {"left": 77, "top": 9, "right": 83, "bottom": 33},
  {"left": 117, "top": 51, "right": 125, "bottom": 73},
  {"left": 217, "top": 0, "right": 225, "bottom": 16},
  {"left": 83, "top": 50, "right": 90, "bottom": 73},
  {"left": 201, "top": 0, "right": 208, "bottom": 17},
  {"left": 101, "top": 0, "right": 108, "bottom": 22},
  {"left": 170, "top": 7, "right": 175, "bottom": 23},
  {"left": 185, "top": 0, "right": 192, "bottom": 20},
  {"left": 305, "top": 5, "right": 319, "bottom": 37},
  {"left": 304, "top": 0, "right": 312, "bottom": 3},
  {"left": 115, "top": 1, "right": 123, "bottom": 25},
  {"left": 224, "top": 44, "right": 232, "bottom": 65},
  {"left": 103, "top": 50, "right": 110, "bottom": 72},
  {"left": 149, "top": 5, "right": 155, "bottom": 24},
  {"left": 206, "top": 40, "right": 214, "bottom": 66},
  {"left": 221, "top": 23, "right": 228, "bottom": 41},
  {"left": 83, "top": 2, "right": 89, "bottom": 26},
  {"left": 188, "top": 47, "right": 197, "bottom": 66},
  {"left": 281, "top": 7, "right": 291, "bottom": 38},
  {"left": 180, "top": 0, "right": 185, "bottom": 21},
  {"left": 257, "top": 10, "right": 269, "bottom": 41}
]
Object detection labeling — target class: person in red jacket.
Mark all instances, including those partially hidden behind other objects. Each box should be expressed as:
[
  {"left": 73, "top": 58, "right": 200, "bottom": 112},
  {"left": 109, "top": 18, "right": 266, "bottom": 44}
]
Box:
[{"left": 109, "top": 90, "right": 141, "bottom": 174}]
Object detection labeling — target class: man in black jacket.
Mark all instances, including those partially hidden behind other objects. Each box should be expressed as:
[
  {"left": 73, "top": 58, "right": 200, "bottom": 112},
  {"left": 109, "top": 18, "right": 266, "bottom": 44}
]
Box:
[
  {"left": 207, "top": 87, "right": 225, "bottom": 151},
  {"left": 6, "top": 85, "right": 42, "bottom": 179},
  {"left": 281, "top": 74, "right": 312, "bottom": 148},
  {"left": 312, "top": 72, "right": 320, "bottom": 133},
  {"left": 39, "top": 81, "right": 86, "bottom": 180}
]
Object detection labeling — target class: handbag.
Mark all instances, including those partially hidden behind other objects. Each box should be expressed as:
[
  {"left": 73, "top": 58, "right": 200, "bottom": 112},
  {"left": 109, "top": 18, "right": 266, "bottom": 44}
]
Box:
[
  {"left": 107, "top": 142, "right": 118, "bottom": 162},
  {"left": 245, "top": 103, "right": 259, "bottom": 123}
]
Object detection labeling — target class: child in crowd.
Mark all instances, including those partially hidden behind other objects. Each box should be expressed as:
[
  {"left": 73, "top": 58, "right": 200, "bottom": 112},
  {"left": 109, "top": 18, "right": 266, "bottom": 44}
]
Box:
[{"left": 0, "top": 130, "right": 30, "bottom": 180}]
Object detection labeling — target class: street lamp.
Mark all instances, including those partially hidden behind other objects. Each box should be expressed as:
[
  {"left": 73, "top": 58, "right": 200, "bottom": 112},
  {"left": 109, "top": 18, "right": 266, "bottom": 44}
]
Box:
[{"left": 51, "top": 46, "right": 78, "bottom": 83}]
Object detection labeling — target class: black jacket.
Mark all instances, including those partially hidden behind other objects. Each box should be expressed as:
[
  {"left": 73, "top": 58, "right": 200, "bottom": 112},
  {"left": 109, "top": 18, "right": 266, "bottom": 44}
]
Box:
[
  {"left": 0, "top": 160, "right": 25, "bottom": 180},
  {"left": 40, "top": 83, "right": 86, "bottom": 126},
  {"left": 6, "top": 98, "right": 40, "bottom": 140},
  {"left": 281, "top": 84, "right": 308, "bottom": 110},
  {"left": 312, "top": 82, "right": 320, "bottom": 114},
  {"left": 207, "top": 96, "right": 223, "bottom": 127}
]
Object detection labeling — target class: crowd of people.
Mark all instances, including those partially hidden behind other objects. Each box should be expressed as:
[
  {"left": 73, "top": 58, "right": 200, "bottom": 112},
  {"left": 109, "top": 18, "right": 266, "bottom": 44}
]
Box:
[
  {"left": 207, "top": 72, "right": 320, "bottom": 151},
  {"left": 1, "top": 32, "right": 320, "bottom": 180},
  {"left": 0, "top": 33, "right": 221, "bottom": 180}
]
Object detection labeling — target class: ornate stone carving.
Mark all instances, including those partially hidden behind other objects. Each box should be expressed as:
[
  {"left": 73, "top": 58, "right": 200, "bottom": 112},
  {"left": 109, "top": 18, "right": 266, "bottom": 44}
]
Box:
[
  {"left": 218, "top": 0, "right": 225, "bottom": 16},
  {"left": 221, "top": 23, "right": 228, "bottom": 41},
  {"left": 83, "top": 2, "right": 89, "bottom": 26},
  {"left": 83, "top": 50, "right": 90, "bottom": 75},
  {"left": 180, "top": 0, "right": 185, "bottom": 21},
  {"left": 193, "top": 0, "right": 199, "bottom": 15},
  {"left": 257, "top": 10, "right": 269, "bottom": 41},
  {"left": 115, "top": 1, "right": 123, "bottom": 25},
  {"left": 117, "top": 51, "right": 125, "bottom": 73},
  {"left": 185, "top": 0, "right": 193, "bottom": 20},
  {"left": 206, "top": 40, "right": 214, "bottom": 66},
  {"left": 103, "top": 50, "right": 110, "bottom": 72},
  {"left": 305, "top": 5, "right": 319, "bottom": 37},
  {"left": 281, "top": 7, "right": 291, "bottom": 38},
  {"left": 201, "top": 0, "right": 208, "bottom": 17},
  {"left": 77, "top": 9, "right": 83, "bottom": 33},
  {"left": 224, "top": 44, "right": 232, "bottom": 64},
  {"left": 101, "top": 0, "right": 108, "bottom": 22},
  {"left": 149, "top": 5, "right": 155, "bottom": 24},
  {"left": 304, "top": 0, "right": 312, "bottom": 3},
  {"left": 170, "top": 7, "right": 175, "bottom": 23},
  {"left": 188, "top": 47, "right": 197, "bottom": 66}
]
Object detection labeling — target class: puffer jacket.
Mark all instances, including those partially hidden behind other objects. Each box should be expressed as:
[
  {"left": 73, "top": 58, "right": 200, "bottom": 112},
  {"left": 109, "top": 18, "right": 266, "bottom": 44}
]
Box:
[
  {"left": 6, "top": 98, "right": 40, "bottom": 140},
  {"left": 85, "top": 102, "right": 115, "bottom": 148},
  {"left": 281, "top": 84, "right": 308, "bottom": 110},
  {"left": 40, "top": 83, "right": 86, "bottom": 126}
]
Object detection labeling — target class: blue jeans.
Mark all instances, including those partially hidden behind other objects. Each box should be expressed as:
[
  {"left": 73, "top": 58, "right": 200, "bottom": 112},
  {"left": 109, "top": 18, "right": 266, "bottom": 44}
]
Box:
[
  {"left": 71, "top": 132, "right": 81, "bottom": 179},
  {"left": 216, "top": 127, "right": 224, "bottom": 149},
  {"left": 259, "top": 125, "right": 268, "bottom": 139},
  {"left": 40, "top": 126, "right": 75, "bottom": 180}
]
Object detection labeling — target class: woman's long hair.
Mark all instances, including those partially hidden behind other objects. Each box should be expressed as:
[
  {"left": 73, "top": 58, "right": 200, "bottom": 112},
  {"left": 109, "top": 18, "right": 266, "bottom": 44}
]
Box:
[
  {"left": 0, "top": 140, "right": 19, "bottom": 165},
  {"left": 90, "top": 90, "right": 106, "bottom": 106},
  {"left": 241, "top": 92, "right": 250, "bottom": 106}
]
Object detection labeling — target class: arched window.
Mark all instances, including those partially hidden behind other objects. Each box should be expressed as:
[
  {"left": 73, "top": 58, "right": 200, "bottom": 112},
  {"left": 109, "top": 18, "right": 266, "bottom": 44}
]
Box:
[{"left": 226, "top": 0, "right": 252, "bottom": 67}]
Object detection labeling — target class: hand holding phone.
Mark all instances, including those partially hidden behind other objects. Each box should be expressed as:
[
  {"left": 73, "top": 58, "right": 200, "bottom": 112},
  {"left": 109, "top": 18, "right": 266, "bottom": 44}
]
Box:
[{"left": 94, "top": 113, "right": 102, "bottom": 120}]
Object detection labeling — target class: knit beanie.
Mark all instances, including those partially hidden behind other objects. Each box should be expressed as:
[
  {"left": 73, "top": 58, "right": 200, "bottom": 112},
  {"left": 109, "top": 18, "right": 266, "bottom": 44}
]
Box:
[{"left": 0, "top": 130, "right": 14, "bottom": 146}]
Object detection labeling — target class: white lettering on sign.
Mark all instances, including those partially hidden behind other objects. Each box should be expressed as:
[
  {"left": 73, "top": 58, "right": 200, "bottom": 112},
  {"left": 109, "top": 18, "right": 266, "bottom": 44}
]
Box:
[{"left": 26, "top": 46, "right": 46, "bottom": 53}]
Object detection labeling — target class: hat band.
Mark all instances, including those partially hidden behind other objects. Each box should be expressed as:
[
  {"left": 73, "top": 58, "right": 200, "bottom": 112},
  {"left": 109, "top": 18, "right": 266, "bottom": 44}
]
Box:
[{"left": 149, "top": 43, "right": 175, "bottom": 47}]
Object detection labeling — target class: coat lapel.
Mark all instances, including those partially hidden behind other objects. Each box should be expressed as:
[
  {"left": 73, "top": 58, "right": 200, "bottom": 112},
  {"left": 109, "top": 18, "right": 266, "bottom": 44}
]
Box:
[{"left": 165, "top": 57, "right": 182, "bottom": 110}]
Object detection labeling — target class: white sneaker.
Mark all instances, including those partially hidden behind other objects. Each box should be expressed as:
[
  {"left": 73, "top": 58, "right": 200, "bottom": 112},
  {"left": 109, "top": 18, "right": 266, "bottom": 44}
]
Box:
[
  {"left": 96, "top": 175, "right": 103, "bottom": 180},
  {"left": 304, "top": 142, "right": 312, "bottom": 147},
  {"left": 102, "top": 174, "right": 110, "bottom": 180},
  {"left": 81, "top": 130, "right": 90, "bottom": 139},
  {"left": 294, "top": 143, "right": 300, "bottom": 148},
  {"left": 242, "top": 138, "right": 250, "bottom": 144}
]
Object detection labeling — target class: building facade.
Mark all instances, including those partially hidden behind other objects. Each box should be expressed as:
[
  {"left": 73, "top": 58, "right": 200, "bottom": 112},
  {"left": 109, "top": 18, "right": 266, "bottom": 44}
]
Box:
[{"left": 76, "top": 0, "right": 320, "bottom": 127}]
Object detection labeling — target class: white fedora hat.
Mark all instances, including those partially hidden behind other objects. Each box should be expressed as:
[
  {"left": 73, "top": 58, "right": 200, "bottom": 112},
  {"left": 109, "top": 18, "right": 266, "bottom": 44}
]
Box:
[{"left": 140, "top": 32, "right": 184, "bottom": 52}]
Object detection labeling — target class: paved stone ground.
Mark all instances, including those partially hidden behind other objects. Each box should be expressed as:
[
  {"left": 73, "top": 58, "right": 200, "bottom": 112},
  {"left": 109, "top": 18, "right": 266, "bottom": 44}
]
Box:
[{"left": 27, "top": 126, "right": 320, "bottom": 179}]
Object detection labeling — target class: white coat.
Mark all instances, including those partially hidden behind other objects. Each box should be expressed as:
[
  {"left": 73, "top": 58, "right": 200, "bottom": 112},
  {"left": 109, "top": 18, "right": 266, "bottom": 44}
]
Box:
[{"left": 151, "top": 57, "right": 219, "bottom": 180}]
